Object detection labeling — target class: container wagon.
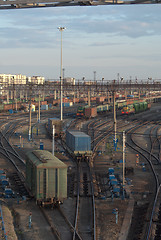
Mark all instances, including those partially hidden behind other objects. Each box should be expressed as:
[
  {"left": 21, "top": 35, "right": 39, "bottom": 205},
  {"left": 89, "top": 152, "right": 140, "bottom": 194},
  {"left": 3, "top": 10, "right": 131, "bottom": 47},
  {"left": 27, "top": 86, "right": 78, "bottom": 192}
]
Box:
[
  {"left": 96, "top": 104, "right": 109, "bottom": 114},
  {"left": 66, "top": 130, "right": 92, "bottom": 160},
  {"left": 26, "top": 150, "right": 67, "bottom": 206},
  {"left": 96, "top": 96, "right": 106, "bottom": 104},
  {"left": 84, "top": 107, "right": 97, "bottom": 118},
  {"left": 48, "top": 118, "right": 63, "bottom": 137},
  {"left": 41, "top": 105, "right": 48, "bottom": 110}
]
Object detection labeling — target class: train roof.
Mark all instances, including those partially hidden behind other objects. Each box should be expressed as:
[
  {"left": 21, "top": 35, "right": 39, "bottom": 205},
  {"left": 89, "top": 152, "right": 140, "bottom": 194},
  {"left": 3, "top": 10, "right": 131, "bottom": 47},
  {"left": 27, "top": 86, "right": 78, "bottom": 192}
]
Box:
[
  {"left": 26, "top": 150, "right": 67, "bottom": 169},
  {"left": 67, "top": 130, "right": 90, "bottom": 138}
]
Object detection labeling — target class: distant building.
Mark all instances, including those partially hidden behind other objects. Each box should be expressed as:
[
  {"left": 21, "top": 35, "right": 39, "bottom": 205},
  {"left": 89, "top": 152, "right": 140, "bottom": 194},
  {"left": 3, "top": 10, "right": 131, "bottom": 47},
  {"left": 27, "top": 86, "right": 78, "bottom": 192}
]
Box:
[
  {"left": 63, "top": 77, "right": 75, "bottom": 85},
  {"left": 85, "top": 81, "right": 95, "bottom": 85},
  {"left": 27, "top": 76, "right": 45, "bottom": 85},
  {"left": 0, "top": 74, "right": 27, "bottom": 85}
]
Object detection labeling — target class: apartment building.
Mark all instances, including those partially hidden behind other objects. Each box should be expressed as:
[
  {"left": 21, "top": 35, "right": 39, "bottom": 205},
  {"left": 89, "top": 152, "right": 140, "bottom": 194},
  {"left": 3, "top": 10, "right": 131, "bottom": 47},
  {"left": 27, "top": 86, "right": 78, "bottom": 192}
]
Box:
[
  {"left": 0, "top": 74, "right": 27, "bottom": 85},
  {"left": 27, "top": 76, "right": 45, "bottom": 85}
]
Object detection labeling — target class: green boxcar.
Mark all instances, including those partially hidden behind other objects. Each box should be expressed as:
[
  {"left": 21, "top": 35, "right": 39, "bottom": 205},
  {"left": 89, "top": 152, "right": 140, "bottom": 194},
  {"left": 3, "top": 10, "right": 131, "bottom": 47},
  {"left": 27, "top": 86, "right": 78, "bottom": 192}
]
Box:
[
  {"left": 0, "top": 104, "right": 4, "bottom": 111},
  {"left": 26, "top": 150, "right": 67, "bottom": 204},
  {"left": 143, "top": 102, "right": 148, "bottom": 110},
  {"left": 133, "top": 103, "right": 140, "bottom": 113},
  {"left": 139, "top": 102, "right": 144, "bottom": 112},
  {"left": 133, "top": 101, "right": 148, "bottom": 113}
]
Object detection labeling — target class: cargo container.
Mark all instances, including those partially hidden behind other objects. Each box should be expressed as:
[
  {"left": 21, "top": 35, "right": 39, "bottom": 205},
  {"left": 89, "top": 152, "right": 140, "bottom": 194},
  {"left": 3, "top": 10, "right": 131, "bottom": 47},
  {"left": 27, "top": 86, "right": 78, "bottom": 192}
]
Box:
[
  {"left": 48, "top": 118, "right": 63, "bottom": 137},
  {"left": 66, "top": 130, "right": 92, "bottom": 159},
  {"left": 62, "top": 102, "right": 73, "bottom": 107},
  {"left": 53, "top": 99, "right": 60, "bottom": 106},
  {"left": 127, "top": 95, "right": 134, "bottom": 98},
  {"left": 8, "top": 109, "right": 13, "bottom": 114},
  {"left": 26, "top": 150, "right": 67, "bottom": 205},
  {"left": 41, "top": 105, "right": 48, "bottom": 110},
  {"left": 84, "top": 107, "right": 97, "bottom": 118},
  {"left": 31, "top": 104, "right": 35, "bottom": 112},
  {"left": 96, "top": 96, "right": 106, "bottom": 104}
]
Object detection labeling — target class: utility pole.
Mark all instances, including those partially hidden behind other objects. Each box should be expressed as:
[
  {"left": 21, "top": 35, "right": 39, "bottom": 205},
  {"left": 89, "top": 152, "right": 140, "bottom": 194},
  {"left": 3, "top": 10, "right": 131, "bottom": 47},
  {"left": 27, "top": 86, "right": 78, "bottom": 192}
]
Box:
[
  {"left": 28, "top": 84, "right": 32, "bottom": 141},
  {"left": 113, "top": 89, "right": 118, "bottom": 151},
  {"left": 38, "top": 92, "right": 40, "bottom": 123},
  {"left": 88, "top": 86, "right": 91, "bottom": 107},
  {"left": 122, "top": 131, "right": 126, "bottom": 199},
  {"left": 73, "top": 78, "right": 75, "bottom": 104},
  {"left": 93, "top": 71, "right": 96, "bottom": 82},
  {"left": 52, "top": 125, "right": 55, "bottom": 156}
]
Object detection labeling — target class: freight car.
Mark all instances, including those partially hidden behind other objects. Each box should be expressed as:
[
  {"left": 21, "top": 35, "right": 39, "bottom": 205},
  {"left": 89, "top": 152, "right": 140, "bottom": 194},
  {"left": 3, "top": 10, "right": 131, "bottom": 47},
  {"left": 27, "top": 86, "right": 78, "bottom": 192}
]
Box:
[
  {"left": 26, "top": 150, "right": 67, "bottom": 206},
  {"left": 47, "top": 118, "right": 63, "bottom": 137},
  {"left": 76, "top": 103, "right": 110, "bottom": 118},
  {"left": 66, "top": 130, "right": 92, "bottom": 160},
  {"left": 121, "top": 101, "right": 151, "bottom": 115},
  {"left": 96, "top": 104, "right": 109, "bottom": 114}
]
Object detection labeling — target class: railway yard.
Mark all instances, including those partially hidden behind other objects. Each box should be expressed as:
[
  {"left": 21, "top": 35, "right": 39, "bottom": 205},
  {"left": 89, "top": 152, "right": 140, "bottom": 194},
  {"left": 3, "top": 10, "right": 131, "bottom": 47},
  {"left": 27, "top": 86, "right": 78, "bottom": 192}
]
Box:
[{"left": 0, "top": 97, "right": 161, "bottom": 240}]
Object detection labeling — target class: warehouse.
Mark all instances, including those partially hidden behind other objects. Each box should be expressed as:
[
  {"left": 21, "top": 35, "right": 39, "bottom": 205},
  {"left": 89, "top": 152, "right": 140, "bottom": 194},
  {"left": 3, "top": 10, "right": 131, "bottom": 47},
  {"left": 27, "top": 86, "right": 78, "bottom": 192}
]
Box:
[{"left": 26, "top": 150, "right": 67, "bottom": 206}]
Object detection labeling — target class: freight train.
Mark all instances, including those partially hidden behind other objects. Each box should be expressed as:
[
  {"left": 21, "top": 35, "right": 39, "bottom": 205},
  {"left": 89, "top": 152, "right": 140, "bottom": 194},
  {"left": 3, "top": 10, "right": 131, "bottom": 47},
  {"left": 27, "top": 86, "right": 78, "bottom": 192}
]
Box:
[
  {"left": 76, "top": 104, "right": 110, "bottom": 118},
  {"left": 121, "top": 101, "right": 151, "bottom": 115}
]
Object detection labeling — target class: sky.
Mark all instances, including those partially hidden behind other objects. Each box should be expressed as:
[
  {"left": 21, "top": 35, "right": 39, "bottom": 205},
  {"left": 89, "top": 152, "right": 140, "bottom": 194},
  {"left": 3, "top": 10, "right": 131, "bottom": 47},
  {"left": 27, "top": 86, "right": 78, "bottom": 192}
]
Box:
[{"left": 0, "top": 4, "right": 161, "bottom": 82}]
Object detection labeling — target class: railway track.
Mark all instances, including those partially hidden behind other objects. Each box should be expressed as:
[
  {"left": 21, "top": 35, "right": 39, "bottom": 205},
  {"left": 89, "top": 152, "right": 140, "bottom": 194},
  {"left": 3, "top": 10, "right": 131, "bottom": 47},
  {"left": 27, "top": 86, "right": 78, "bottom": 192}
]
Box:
[
  {"left": 2, "top": 109, "right": 161, "bottom": 240},
  {"left": 125, "top": 120, "right": 161, "bottom": 239}
]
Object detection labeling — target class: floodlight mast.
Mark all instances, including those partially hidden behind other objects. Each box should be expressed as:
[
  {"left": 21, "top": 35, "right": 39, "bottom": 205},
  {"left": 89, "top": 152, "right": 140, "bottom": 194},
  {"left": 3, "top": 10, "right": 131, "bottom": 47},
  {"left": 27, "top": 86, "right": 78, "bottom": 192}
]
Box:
[{"left": 58, "top": 27, "right": 66, "bottom": 121}]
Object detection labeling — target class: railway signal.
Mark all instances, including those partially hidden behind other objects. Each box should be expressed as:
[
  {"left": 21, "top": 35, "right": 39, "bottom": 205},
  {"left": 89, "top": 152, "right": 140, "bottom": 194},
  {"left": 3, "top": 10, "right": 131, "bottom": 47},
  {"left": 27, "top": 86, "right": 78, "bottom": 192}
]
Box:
[
  {"left": 136, "top": 154, "right": 139, "bottom": 166},
  {"left": 122, "top": 131, "right": 126, "bottom": 200}
]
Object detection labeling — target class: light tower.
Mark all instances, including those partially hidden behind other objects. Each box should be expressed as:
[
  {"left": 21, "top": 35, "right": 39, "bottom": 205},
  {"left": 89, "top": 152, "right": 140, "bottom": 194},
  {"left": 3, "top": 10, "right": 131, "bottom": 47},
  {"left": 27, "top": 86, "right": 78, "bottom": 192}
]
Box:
[{"left": 58, "top": 27, "right": 66, "bottom": 121}]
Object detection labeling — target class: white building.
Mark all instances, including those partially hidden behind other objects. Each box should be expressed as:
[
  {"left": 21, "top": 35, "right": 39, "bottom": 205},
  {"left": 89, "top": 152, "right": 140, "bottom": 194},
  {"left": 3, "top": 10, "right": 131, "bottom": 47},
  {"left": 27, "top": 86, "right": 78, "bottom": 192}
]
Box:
[
  {"left": 63, "top": 77, "right": 75, "bottom": 85},
  {"left": 0, "top": 74, "right": 26, "bottom": 85},
  {"left": 27, "top": 76, "right": 45, "bottom": 85}
]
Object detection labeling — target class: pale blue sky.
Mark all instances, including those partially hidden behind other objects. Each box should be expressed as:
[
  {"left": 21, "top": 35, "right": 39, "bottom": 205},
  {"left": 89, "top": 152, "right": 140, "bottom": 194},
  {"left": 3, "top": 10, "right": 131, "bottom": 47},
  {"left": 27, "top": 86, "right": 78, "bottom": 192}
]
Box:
[{"left": 0, "top": 5, "right": 161, "bottom": 81}]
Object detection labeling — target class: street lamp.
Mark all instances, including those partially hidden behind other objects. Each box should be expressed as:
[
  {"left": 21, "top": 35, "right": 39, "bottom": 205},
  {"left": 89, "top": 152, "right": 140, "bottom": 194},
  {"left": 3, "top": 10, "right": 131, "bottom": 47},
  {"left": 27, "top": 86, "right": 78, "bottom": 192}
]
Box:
[{"left": 58, "top": 27, "right": 66, "bottom": 121}]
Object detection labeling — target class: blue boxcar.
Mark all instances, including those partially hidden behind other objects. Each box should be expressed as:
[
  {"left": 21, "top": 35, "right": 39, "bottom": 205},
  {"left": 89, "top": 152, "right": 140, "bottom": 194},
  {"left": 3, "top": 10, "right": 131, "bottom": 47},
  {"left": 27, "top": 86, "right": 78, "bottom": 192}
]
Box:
[{"left": 66, "top": 130, "right": 91, "bottom": 156}]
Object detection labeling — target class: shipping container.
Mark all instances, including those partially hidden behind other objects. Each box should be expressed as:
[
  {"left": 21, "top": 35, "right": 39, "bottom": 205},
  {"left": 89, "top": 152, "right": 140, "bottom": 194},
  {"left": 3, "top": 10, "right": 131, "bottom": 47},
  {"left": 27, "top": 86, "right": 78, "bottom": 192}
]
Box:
[
  {"left": 96, "top": 96, "right": 106, "bottom": 104},
  {"left": 41, "top": 105, "right": 48, "bottom": 110},
  {"left": 62, "top": 102, "right": 73, "bottom": 107},
  {"left": 26, "top": 150, "right": 67, "bottom": 205},
  {"left": 8, "top": 109, "right": 13, "bottom": 114},
  {"left": 66, "top": 130, "right": 92, "bottom": 157},
  {"left": 31, "top": 104, "right": 35, "bottom": 112},
  {"left": 53, "top": 99, "right": 60, "bottom": 106},
  {"left": 85, "top": 107, "right": 97, "bottom": 118}
]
